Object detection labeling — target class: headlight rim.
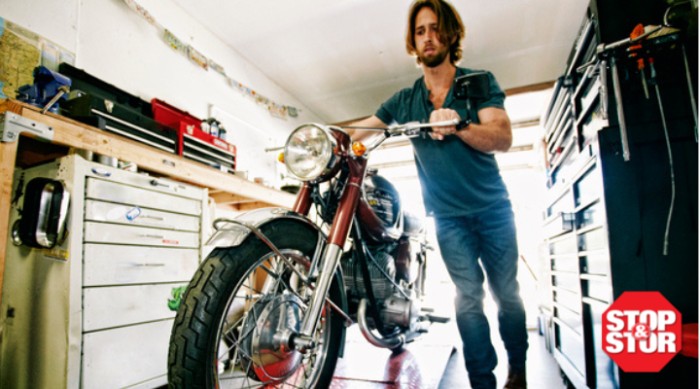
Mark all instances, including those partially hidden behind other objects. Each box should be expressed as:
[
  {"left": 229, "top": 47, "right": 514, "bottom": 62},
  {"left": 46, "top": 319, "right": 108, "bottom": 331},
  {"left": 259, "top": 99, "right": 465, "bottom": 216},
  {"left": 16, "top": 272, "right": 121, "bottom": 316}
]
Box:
[{"left": 283, "top": 123, "right": 339, "bottom": 182}]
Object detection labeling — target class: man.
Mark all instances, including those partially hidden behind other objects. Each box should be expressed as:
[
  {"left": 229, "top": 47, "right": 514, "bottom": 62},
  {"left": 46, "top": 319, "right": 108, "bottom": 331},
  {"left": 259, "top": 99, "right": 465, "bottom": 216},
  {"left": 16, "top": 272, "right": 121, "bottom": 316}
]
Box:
[{"left": 351, "top": 1, "right": 528, "bottom": 388}]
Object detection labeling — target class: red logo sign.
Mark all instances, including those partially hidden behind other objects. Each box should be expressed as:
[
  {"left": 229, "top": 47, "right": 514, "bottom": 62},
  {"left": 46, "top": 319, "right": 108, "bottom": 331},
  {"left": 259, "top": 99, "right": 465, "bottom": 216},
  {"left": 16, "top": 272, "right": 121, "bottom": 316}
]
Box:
[{"left": 602, "top": 291, "right": 682, "bottom": 372}]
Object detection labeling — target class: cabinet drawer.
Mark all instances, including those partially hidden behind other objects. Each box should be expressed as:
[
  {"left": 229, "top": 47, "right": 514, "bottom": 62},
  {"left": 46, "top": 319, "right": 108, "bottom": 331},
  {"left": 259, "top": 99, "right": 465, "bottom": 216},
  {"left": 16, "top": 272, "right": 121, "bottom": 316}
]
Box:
[
  {"left": 86, "top": 178, "right": 201, "bottom": 216},
  {"left": 573, "top": 166, "right": 602, "bottom": 207},
  {"left": 543, "top": 212, "right": 574, "bottom": 238},
  {"left": 551, "top": 255, "right": 579, "bottom": 273},
  {"left": 82, "top": 320, "right": 172, "bottom": 389},
  {"left": 549, "top": 235, "right": 577, "bottom": 255},
  {"left": 555, "top": 305, "right": 583, "bottom": 335},
  {"left": 578, "top": 227, "right": 606, "bottom": 251},
  {"left": 553, "top": 288, "right": 581, "bottom": 313},
  {"left": 576, "top": 200, "right": 604, "bottom": 229},
  {"left": 552, "top": 272, "right": 580, "bottom": 290},
  {"left": 86, "top": 163, "right": 204, "bottom": 200},
  {"left": 556, "top": 322, "right": 586, "bottom": 375},
  {"left": 84, "top": 222, "right": 199, "bottom": 247},
  {"left": 83, "top": 283, "right": 184, "bottom": 331},
  {"left": 583, "top": 276, "right": 613, "bottom": 304},
  {"left": 546, "top": 190, "right": 573, "bottom": 219},
  {"left": 85, "top": 199, "right": 200, "bottom": 231},
  {"left": 83, "top": 244, "right": 199, "bottom": 286},
  {"left": 581, "top": 252, "right": 610, "bottom": 276}
]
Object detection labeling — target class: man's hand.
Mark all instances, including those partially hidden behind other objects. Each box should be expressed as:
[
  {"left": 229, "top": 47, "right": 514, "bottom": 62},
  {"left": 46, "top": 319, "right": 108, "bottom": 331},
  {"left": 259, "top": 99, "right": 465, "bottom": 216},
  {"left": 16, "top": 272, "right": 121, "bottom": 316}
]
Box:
[{"left": 429, "top": 108, "right": 460, "bottom": 140}]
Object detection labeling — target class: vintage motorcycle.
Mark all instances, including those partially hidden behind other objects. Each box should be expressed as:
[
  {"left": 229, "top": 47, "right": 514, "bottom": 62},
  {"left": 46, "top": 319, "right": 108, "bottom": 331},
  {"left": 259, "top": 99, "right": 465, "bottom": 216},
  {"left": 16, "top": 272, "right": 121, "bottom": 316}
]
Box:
[{"left": 168, "top": 119, "right": 467, "bottom": 388}]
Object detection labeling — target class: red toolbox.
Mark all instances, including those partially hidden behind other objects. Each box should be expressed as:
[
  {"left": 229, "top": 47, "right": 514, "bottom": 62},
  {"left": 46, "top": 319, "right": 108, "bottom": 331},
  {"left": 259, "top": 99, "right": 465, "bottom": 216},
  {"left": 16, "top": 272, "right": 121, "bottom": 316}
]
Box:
[{"left": 151, "top": 98, "right": 237, "bottom": 173}]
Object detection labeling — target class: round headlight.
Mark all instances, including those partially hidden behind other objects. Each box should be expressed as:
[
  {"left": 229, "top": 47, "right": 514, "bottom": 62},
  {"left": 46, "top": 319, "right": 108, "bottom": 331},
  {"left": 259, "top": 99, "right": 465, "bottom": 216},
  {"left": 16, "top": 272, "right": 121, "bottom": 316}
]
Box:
[{"left": 284, "top": 124, "right": 337, "bottom": 181}]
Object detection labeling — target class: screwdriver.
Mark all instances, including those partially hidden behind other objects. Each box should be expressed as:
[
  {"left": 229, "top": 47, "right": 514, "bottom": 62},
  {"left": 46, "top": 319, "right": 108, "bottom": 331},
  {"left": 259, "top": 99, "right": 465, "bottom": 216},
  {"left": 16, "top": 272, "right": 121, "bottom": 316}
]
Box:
[{"left": 629, "top": 24, "right": 649, "bottom": 99}]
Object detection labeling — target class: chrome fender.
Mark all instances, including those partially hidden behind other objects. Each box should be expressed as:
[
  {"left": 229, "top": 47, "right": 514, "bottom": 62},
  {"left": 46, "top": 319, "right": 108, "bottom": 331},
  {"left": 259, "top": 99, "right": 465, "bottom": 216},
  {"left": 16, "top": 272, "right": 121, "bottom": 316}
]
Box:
[{"left": 206, "top": 207, "right": 322, "bottom": 248}]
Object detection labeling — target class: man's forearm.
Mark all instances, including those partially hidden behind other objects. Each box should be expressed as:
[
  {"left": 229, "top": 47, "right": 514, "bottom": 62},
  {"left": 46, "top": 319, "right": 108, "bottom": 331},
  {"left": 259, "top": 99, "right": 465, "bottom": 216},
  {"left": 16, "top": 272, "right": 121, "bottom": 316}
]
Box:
[{"left": 456, "top": 119, "right": 512, "bottom": 153}]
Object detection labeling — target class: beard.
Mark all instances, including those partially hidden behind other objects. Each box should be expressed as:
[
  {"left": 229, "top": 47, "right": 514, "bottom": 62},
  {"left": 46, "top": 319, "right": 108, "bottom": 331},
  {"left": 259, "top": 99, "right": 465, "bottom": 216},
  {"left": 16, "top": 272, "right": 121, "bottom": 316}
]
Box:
[{"left": 419, "top": 45, "right": 449, "bottom": 68}]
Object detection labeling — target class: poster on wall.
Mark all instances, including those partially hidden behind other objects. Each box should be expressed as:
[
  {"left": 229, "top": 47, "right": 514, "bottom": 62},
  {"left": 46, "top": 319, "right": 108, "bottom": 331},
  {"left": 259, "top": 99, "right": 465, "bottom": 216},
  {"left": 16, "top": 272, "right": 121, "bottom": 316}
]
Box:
[{"left": 0, "top": 17, "right": 75, "bottom": 99}]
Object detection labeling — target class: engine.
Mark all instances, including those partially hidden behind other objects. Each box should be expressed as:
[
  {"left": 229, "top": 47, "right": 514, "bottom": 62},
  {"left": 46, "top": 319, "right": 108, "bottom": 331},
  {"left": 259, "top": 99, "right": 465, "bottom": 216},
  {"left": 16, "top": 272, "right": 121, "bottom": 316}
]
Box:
[
  {"left": 341, "top": 244, "right": 396, "bottom": 302},
  {"left": 341, "top": 243, "right": 421, "bottom": 330},
  {"left": 336, "top": 170, "right": 425, "bottom": 331}
]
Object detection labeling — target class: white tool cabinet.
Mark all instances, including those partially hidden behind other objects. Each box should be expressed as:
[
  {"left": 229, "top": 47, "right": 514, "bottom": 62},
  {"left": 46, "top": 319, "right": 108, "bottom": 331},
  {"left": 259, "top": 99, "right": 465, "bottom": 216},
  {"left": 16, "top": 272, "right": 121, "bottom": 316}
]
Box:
[{"left": 0, "top": 155, "right": 208, "bottom": 388}]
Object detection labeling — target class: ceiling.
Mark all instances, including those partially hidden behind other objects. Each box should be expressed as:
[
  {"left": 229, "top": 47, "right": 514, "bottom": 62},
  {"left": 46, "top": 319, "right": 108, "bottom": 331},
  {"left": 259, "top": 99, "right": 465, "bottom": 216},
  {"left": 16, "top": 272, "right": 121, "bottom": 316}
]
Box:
[{"left": 171, "top": 0, "right": 590, "bottom": 124}]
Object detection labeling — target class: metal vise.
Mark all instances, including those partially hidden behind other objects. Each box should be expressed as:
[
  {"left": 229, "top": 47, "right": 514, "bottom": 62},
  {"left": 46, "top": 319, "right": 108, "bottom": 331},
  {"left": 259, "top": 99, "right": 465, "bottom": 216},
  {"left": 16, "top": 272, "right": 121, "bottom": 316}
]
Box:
[{"left": 16, "top": 66, "right": 72, "bottom": 113}]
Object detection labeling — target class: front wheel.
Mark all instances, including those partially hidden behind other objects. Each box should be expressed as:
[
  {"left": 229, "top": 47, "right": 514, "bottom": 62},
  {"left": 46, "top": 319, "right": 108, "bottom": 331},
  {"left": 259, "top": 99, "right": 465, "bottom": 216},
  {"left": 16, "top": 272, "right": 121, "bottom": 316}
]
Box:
[{"left": 168, "top": 221, "right": 345, "bottom": 388}]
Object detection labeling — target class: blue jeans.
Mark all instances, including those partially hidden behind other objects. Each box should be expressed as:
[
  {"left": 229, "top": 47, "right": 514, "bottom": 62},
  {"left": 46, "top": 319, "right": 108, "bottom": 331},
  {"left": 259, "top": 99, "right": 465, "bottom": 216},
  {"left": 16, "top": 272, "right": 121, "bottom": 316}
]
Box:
[{"left": 435, "top": 201, "right": 528, "bottom": 389}]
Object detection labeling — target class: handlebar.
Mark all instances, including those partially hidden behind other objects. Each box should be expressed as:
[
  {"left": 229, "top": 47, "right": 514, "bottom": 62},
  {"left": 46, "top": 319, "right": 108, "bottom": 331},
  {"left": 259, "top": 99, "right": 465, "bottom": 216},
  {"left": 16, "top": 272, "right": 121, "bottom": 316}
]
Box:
[
  {"left": 343, "top": 118, "right": 470, "bottom": 138},
  {"left": 340, "top": 117, "right": 470, "bottom": 154},
  {"left": 390, "top": 118, "right": 470, "bottom": 137}
]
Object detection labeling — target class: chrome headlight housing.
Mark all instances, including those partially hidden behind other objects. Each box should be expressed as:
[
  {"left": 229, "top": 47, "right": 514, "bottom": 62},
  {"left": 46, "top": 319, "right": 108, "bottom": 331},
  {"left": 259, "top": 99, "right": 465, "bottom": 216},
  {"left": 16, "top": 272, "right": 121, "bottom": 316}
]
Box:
[{"left": 284, "top": 124, "right": 339, "bottom": 181}]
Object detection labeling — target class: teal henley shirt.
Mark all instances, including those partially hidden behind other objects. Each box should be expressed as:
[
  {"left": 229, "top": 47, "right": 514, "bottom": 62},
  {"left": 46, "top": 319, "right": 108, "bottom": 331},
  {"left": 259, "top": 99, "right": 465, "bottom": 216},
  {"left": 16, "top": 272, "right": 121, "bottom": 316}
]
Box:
[{"left": 375, "top": 67, "right": 510, "bottom": 217}]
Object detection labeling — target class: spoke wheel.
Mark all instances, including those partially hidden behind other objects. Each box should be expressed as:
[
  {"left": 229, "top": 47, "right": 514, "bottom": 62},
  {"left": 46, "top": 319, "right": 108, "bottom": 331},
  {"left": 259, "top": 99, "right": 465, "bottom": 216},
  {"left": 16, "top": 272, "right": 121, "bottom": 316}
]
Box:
[{"left": 168, "top": 221, "right": 344, "bottom": 388}]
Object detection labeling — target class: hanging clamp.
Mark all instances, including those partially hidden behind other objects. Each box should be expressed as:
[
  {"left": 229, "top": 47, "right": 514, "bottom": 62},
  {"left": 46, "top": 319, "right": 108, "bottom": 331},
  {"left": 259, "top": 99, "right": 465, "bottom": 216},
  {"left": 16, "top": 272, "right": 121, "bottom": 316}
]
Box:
[{"left": 0, "top": 112, "right": 55, "bottom": 143}]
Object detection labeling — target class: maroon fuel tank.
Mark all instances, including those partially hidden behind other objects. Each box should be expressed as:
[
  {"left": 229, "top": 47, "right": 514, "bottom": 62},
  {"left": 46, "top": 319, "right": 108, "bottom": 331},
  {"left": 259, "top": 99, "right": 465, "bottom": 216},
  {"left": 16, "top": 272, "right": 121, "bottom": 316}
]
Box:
[{"left": 356, "top": 172, "right": 403, "bottom": 244}]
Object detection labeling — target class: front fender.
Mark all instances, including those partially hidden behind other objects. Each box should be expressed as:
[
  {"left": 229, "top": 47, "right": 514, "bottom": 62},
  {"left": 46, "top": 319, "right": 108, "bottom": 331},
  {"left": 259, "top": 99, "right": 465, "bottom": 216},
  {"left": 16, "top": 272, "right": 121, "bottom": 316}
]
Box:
[
  {"left": 206, "top": 207, "right": 320, "bottom": 248},
  {"left": 206, "top": 207, "right": 349, "bottom": 356}
]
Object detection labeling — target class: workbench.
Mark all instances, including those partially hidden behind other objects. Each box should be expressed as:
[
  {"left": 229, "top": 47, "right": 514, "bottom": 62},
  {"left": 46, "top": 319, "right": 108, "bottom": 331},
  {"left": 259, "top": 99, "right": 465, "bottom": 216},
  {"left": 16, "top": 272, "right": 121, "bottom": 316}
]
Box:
[{"left": 0, "top": 99, "right": 295, "bottom": 305}]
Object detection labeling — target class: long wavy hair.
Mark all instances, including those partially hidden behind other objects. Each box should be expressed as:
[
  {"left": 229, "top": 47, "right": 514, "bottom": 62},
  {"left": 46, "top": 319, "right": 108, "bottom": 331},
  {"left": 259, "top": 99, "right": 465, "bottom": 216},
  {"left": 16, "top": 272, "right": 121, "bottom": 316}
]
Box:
[{"left": 405, "top": 0, "right": 465, "bottom": 65}]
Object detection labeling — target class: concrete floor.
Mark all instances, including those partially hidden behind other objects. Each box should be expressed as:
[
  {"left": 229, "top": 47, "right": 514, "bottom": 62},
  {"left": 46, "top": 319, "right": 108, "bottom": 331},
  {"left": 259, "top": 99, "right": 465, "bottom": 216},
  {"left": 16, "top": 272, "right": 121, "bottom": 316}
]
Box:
[
  {"left": 330, "top": 324, "right": 454, "bottom": 388},
  {"left": 437, "top": 328, "right": 565, "bottom": 389},
  {"left": 331, "top": 323, "right": 565, "bottom": 389}
]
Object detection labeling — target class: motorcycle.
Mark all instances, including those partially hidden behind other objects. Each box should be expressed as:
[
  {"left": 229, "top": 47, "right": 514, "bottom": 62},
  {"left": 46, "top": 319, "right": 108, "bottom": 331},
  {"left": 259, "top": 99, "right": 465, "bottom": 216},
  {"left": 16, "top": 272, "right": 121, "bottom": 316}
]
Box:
[{"left": 167, "top": 119, "right": 467, "bottom": 388}]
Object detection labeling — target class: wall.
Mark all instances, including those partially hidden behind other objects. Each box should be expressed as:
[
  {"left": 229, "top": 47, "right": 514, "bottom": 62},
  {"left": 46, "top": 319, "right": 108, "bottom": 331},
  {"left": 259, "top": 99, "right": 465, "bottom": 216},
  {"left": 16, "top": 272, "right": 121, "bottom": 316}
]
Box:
[{"left": 1, "top": 0, "right": 322, "bottom": 183}]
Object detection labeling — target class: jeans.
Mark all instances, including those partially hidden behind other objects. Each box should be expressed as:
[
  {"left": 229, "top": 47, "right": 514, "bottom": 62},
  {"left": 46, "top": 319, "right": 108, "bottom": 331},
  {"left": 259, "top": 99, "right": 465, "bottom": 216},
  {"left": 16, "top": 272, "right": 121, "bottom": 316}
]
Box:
[{"left": 435, "top": 201, "right": 528, "bottom": 389}]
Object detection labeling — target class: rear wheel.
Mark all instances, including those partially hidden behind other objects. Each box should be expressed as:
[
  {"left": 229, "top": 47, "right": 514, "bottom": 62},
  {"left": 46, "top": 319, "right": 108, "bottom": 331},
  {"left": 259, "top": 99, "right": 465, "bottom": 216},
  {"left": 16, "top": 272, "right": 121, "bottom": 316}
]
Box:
[{"left": 168, "top": 221, "right": 344, "bottom": 388}]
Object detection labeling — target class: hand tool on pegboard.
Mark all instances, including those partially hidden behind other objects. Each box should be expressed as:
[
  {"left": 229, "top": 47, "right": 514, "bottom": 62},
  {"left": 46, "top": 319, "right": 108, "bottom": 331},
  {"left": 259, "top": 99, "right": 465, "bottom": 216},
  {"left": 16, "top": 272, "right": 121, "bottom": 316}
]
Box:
[{"left": 628, "top": 24, "right": 650, "bottom": 99}]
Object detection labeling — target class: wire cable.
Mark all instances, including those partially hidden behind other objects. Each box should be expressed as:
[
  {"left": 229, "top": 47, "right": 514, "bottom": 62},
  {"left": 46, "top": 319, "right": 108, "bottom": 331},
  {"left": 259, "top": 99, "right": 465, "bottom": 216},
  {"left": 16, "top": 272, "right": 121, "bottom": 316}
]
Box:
[{"left": 653, "top": 80, "right": 676, "bottom": 256}]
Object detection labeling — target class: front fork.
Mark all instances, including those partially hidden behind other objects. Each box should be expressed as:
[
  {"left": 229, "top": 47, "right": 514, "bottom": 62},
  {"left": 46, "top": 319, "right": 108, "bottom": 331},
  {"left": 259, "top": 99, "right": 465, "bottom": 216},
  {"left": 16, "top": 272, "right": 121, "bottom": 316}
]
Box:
[{"left": 296, "top": 159, "right": 366, "bottom": 346}]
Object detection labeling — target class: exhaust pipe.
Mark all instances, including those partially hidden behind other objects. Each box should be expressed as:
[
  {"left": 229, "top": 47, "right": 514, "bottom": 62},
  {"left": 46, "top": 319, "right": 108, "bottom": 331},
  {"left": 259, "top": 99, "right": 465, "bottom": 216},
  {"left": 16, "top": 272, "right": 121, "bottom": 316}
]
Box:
[{"left": 357, "top": 299, "right": 404, "bottom": 349}]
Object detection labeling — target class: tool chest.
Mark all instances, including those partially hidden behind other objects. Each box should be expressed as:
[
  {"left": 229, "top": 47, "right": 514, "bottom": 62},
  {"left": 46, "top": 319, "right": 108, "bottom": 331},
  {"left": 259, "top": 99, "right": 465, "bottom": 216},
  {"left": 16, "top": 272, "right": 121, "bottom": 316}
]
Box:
[
  {"left": 152, "top": 98, "right": 237, "bottom": 173},
  {"left": 0, "top": 155, "right": 208, "bottom": 388},
  {"left": 539, "top": 2, "right": 698, "bottom": 388},
  {"left": 58, "top": 63, "right": 179, "bottom": 154}
]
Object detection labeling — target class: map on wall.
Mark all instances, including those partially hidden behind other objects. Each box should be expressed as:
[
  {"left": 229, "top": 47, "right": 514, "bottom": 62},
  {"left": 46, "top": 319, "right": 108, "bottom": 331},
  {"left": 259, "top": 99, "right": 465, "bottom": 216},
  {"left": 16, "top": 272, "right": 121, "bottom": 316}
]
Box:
[{"left": 0, "top": 17, "right": 75, "bottom": 99}]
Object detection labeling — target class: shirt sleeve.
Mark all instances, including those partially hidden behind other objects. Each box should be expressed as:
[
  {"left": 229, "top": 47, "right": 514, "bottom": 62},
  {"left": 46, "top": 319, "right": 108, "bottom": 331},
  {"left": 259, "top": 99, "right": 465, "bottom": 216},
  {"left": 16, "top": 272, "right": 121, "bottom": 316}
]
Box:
[
  {"left": 475, "top": 71, "right": 506, "bottom": 111},
  {"left": 375, "top": 89, "right": 405, "bottom": 125}
]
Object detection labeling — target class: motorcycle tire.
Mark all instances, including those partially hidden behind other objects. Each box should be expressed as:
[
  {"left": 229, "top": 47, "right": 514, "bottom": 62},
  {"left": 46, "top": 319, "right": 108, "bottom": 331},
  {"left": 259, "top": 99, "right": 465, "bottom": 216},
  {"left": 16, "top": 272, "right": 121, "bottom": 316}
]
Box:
[{"left": 168, "top": 220, "right": 345, "bottom": 388}]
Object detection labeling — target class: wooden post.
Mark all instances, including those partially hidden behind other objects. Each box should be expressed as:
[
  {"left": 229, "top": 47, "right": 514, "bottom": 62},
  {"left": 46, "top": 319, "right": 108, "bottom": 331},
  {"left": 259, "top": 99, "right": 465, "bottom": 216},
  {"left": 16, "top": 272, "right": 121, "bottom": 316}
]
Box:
[{"left": 0, "top": 101, "right": 22, "bottom": 305}]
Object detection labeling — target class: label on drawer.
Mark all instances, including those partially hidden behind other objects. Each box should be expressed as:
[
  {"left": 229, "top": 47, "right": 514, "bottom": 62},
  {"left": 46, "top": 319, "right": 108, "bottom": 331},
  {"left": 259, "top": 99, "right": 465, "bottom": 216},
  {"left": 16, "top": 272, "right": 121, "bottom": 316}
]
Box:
[{"left": 125, "top": 206, "right": 142, "bottom": 221}]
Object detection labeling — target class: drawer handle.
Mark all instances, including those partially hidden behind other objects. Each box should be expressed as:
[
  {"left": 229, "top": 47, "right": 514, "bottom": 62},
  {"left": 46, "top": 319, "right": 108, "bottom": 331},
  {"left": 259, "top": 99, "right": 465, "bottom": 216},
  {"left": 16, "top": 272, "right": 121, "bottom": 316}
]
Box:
[
  {"left": 133, "top": 262, "right": 166, "bottom": 267},
  {"left": 150, "top": 179, "right": 172, "bottom": 190},
  {"left": 140, "top": 234, "right": 165, "bottom": 239},
  {"left": 149, "top": 179, "right": 187, "bottom": 192}
]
